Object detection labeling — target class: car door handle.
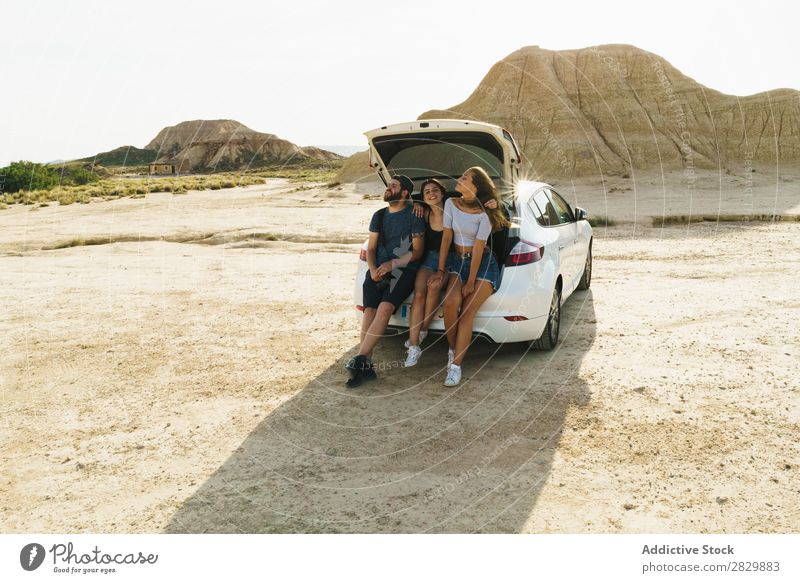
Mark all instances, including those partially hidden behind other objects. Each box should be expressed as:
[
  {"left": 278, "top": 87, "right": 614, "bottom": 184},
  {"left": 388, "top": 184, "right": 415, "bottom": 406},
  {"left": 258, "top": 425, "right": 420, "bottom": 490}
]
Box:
[{"left": 558, "top": 245, "right": 566, "bottom": 250}]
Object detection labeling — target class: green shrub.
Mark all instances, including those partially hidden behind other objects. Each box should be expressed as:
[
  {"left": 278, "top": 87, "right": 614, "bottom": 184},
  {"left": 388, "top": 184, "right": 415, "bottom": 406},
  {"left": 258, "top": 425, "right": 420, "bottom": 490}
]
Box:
[
  {"left": 1, "top": 161, "right": 60, "bottom": 192},
  {"left": 588, "top": 216, "right": 617, "bottom": 227},
  {"left": 61, "top": 165, "right": 100, "bottom": 186}
]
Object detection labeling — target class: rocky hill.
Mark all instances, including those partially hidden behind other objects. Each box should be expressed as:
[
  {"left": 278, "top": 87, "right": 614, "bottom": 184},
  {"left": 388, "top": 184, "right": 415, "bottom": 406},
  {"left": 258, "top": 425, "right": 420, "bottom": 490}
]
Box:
[
  {"left": 146, "top": 120, "right": 341, "bottom": 172},
  {"left": 76, "top": 145, "right": 158, "bottom": 167},
  {"left": 338, "top": 44, "right": 800, "bottom": 182},
  {"left": 419, "top": 44, "right": 799, "bottom": 178},
  {"left": 299, "top": 146, "right": 345, "bottom": 161},
  {"left": 145, "top": 120, "right": 255, "bottom": 152},
  {"left": 334, "top": 149, "right": 370, "bottom": 184}
]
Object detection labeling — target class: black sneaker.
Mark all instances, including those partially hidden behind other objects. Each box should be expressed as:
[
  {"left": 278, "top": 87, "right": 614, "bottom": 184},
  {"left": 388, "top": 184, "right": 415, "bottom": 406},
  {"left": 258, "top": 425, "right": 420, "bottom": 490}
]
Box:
[
  {"left": 345, "top": 354, "right": 366, "bottom": 379},
  {"left": 346, "top": 358, "right": 377, "bottom": 388}
]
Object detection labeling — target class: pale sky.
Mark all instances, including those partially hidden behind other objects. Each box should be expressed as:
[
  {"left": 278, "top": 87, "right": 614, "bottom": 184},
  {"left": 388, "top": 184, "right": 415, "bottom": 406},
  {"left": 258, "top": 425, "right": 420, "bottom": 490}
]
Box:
[{"left": 1, "top": 0, "right": 798, "bottom": 166}]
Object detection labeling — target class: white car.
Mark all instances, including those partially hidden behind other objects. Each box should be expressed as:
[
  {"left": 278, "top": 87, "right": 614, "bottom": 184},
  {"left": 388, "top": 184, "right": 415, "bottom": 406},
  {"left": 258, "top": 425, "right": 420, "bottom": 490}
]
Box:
[{"left": 353, "top": 119, "right": 593, "bottom": 349}]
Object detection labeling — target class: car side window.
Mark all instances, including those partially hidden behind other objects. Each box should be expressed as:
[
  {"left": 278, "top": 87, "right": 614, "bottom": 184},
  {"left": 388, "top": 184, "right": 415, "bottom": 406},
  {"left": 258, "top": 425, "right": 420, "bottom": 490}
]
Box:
[
  {"left": 530, "top": 189, "right": 558, "bottom": 226},
  {"left": 528, "top": 190, "right": 547, "bottom": 226},
  {"left": 547, "top": 189, "right": 575, "bottom": 224},
  {"left": 533, "top": 189, "right": 561, "bottom": 226}
]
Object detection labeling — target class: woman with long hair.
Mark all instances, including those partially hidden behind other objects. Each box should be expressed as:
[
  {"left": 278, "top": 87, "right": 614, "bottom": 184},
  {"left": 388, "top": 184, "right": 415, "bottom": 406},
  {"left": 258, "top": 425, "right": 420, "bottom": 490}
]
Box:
[
  {"left": 427, "top": 166, "right": 510, "bottom": 386},
  {"left": 404, "top": 179, "right": 452, "bottom": 367}
]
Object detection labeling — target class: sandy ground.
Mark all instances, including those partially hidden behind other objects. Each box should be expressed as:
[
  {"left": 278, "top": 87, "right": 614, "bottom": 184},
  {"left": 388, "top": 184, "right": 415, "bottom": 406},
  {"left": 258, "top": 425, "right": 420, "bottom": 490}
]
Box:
[
  {"left": 347, "top": 167, "right": 800, "bottom": 222},
  {"left": 1, "top": 177, "right": 798, "bottom": 533}
]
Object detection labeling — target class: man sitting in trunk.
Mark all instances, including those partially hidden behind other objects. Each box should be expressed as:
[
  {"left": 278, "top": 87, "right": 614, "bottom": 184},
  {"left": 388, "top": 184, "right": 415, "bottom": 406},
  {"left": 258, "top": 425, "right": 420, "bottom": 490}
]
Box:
[{"left": 346, "top": 175, "right": 425, "bottom": 388}]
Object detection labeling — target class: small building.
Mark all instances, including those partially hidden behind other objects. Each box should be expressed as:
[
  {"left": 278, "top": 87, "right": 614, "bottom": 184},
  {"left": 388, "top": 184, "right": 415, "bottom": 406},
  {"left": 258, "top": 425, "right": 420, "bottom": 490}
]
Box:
[{"left": 149, "top": 163, "right": 176, "bottom": 175}]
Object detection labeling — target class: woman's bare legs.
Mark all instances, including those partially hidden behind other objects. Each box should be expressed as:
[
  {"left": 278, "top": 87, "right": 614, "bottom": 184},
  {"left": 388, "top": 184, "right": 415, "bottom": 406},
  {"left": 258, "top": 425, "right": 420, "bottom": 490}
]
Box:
[
  {"left": 408, "top": 268, "right": 431, "bottom": 346},
  {"left": 452, "top": 280, "right": 494, "bottom": 367},
  {"left": 422, "top": 272, "right": 448, "bottom": 332},
  {"left": 442, "top": 275, "right": 463, "bottom": 351}
]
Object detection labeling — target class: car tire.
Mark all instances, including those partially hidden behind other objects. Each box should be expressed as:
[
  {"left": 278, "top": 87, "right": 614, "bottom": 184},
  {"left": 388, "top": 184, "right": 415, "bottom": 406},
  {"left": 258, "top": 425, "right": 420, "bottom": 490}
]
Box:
[
  {"left": 577, "top": 239, "right": 592, "bottom": 290},
  {"left": 532, "top": 286, "right": 561, "bottom": 351}
]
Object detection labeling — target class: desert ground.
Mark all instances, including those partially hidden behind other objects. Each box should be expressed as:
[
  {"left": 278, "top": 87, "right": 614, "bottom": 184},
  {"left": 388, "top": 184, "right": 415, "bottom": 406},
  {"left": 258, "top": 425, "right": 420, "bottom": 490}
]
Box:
[{"left": 1, "top": 174, "right": 798, "bottom": 533}]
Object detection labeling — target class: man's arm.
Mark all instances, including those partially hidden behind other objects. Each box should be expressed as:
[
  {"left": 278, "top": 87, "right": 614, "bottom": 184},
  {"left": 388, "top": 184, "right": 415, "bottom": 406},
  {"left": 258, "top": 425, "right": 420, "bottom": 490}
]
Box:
[
  {"left": 367, "top": 232, "right": 383, "bottom": 280},
  {"left": 366, "top": 231, "right": 379, "bottom": 271},
  {"left": 410, "top": 232, "right": 425, "bottom": 263}
]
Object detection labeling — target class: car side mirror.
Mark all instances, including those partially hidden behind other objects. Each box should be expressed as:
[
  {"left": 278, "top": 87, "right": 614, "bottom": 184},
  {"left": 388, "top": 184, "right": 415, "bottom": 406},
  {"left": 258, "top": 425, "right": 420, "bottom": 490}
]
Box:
[{"left": 575, "top": 207, "right": 588, "bottom": 221}]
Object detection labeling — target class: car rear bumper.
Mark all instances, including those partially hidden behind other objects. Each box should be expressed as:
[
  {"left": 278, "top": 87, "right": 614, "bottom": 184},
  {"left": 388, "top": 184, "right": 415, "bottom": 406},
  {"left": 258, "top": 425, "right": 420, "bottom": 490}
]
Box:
[{"left": 356, "top": 304, "right": 548, "bottom": 343}]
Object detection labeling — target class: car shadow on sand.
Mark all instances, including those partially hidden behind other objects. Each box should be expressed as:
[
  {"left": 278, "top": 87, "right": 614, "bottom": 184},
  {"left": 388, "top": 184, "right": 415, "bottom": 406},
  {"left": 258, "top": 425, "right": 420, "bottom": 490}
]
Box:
[{"left": 166, "top": 290, "right": 597, "bottom": 533}]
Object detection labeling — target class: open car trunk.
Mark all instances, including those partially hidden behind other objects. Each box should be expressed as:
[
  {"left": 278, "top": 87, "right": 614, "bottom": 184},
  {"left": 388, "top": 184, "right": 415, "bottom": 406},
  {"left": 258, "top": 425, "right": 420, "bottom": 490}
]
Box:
[
  {"left": 365, "top": 120, "right": 521, "bottom": 204},
  {"left": 363, "top": 120, "right": 523, "bottom": 317}
]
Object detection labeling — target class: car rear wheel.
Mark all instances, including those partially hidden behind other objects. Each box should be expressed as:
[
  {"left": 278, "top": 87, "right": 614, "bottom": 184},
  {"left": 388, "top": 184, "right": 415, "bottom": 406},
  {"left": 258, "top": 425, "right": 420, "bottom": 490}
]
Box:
[
  {"left": 577, "top": 239, "right": 592, "bottom": 290},
  {"left": 532, "top": 286, "right": 561, "bottom": 351}
]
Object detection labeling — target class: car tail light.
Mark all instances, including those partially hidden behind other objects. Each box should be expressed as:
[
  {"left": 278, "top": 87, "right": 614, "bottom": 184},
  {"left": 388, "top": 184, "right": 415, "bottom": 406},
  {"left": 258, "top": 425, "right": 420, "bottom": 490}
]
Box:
[
  {"left": 356, "top": 305, "right": 364, "bottom": 311},
  {"left": 359, "top": 248, "right": 367, "bottom": 261},
  {"left": 505, "top": 240, "right": 544, "bottom": 266},
  {"left": 504, "top": 315, "right": 529, "bottom": 321}
]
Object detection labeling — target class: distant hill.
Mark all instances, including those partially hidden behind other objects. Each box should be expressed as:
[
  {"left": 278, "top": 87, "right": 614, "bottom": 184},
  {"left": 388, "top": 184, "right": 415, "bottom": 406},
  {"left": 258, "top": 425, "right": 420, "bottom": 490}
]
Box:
[
  {"left": 70, "top": 120, "right": 342, "bottom": 172},
  {"left": 300, "top": 146, "right": 346, "bottom": 161},
  {"left": 335, "top": 150, "right": 373, "bottom": 184},
  {"left": 313, "top": 145, "right": 365, "bottom": 158},
  {"left": 75, "top": 145, "right": 158, "bottom": 168},
  {"left": 145, "top": 119, "right": 342, "bottom": 172},
  {"left": 145, "top": 119, "right": 253, "bottom": 153}
]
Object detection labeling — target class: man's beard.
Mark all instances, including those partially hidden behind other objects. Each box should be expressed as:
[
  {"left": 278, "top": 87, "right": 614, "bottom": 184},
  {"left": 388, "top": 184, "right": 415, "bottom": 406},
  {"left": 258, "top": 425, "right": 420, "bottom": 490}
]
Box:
[{"left": 383, "top": 189, "right": 404, "bottom": 203}]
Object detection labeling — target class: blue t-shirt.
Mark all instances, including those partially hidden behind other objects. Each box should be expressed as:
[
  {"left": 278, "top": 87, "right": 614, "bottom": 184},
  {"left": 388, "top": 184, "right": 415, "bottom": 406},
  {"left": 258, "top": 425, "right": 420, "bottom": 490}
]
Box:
[{"left": 368, "top": 204, "right": 426, "bottom": 269}]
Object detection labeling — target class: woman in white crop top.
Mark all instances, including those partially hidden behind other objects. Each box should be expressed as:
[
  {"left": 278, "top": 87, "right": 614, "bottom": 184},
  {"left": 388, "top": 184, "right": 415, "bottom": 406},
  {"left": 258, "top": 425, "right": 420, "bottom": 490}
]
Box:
[
  {"left": 428, "top": 167, "right": 511, "bottom": 386},
  {"left": 443, "top": 197, "right": 492, "bottom": 247}
]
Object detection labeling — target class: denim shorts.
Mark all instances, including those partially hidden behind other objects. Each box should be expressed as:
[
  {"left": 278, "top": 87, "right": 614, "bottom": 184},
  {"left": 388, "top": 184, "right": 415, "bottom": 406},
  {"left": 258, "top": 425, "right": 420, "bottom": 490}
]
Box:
[
  {"left": 420, "top": 250, "right": 453, "bottom": 273},
  {"left": 449, "top": 252, "right": 500, "bottom": 293}
]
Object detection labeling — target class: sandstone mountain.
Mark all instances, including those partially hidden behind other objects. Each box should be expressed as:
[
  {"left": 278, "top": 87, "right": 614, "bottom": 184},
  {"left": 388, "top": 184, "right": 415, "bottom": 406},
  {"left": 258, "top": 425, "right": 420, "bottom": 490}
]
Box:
[
  {"left": 334, "top": 149, "right": 370, "bottom": 184},
  {"left": 145, "top": 120, "right": 255, "bottom": 152},
  {"left": 421, "top": 44, "right": 799, "bottom": 178},
  {"left": 339, "top": 44, "right": 799, "bottom": 182},
  {"left": 146, "top": 119, "right": 341, "bottom": 172}
]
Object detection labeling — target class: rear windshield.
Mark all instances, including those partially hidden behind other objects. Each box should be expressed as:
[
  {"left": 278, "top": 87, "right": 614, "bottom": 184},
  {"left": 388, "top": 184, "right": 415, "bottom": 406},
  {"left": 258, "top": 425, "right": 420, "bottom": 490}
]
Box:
[{"left": 372, "top": 131, "right": 504, "bottom": 181}]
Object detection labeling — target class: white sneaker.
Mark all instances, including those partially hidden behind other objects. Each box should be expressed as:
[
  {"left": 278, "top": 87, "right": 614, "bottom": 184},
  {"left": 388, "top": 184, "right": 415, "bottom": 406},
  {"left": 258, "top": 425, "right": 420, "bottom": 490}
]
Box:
[
  {"left": 404, "top": 330, "right": 428, "bottom": 348},
  {"left": 404, "top": 345, "right": 422, "bottom": 367},
  {"left": 447, "top": 348, "right": 455, "bottom": 367},
  {"left": 444, "top": 364, "right": 462, "bottom": 386}
]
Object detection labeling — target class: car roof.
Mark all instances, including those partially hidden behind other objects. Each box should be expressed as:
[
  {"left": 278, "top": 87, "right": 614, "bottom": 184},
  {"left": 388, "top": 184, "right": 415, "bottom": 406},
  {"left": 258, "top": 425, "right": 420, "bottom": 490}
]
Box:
[
  {"left": 517, "top": 180, "right": 551, "bottom": 199},
  {"left": 523, "top": 181, "right": 550, "bottom": 190}
]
